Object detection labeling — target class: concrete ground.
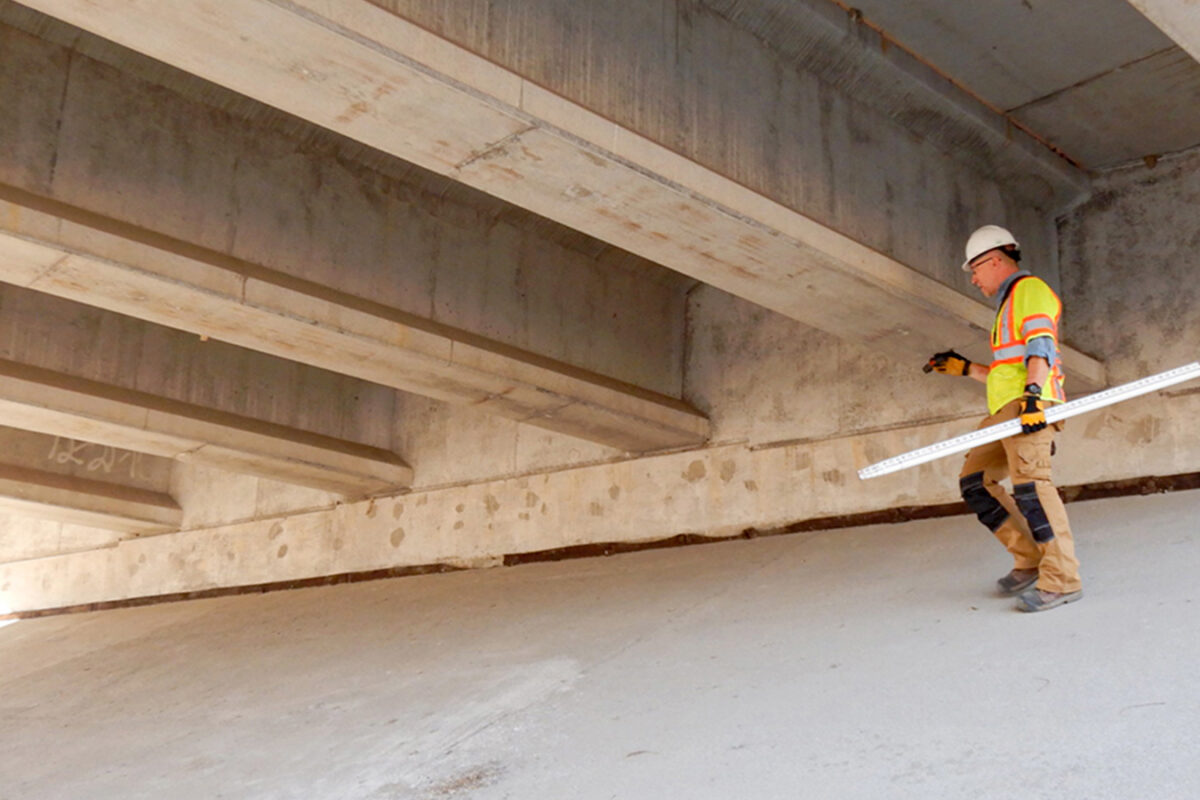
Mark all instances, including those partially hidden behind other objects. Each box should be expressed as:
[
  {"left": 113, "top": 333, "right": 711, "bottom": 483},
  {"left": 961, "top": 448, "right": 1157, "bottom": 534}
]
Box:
[{"left": 1, "top": 490, "right": 1198, "bottom": 800}]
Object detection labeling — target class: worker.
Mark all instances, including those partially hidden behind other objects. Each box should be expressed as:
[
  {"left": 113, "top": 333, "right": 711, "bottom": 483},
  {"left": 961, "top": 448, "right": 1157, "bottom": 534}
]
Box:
[{"left": 926, "top": 225, "right": 1082, "bottom": 612}]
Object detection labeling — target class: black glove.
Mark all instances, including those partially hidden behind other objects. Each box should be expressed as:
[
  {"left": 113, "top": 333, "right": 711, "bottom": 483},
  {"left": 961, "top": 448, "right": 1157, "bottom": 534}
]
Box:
[
  {"left": 1019, "top": 383, "right": 1047, "bottom": 434},
  {"left": 924, "top": 350, "right": 971, "bottom": 376}
]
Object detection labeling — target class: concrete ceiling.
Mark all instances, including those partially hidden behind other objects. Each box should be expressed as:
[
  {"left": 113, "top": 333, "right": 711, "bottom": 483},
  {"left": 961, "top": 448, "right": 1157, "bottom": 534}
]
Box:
[{"left": 809, "top": 0, "right": 1200, "bottom": 169}]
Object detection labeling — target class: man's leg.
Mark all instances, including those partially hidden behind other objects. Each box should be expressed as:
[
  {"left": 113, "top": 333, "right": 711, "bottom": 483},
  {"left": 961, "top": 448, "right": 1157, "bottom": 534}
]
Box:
[
  {"left": 960, "top": 419, "right": 1040, "bottom": 572},
  {"left": 1003, "top": 425, "right": 1082, "bottom": 596}
]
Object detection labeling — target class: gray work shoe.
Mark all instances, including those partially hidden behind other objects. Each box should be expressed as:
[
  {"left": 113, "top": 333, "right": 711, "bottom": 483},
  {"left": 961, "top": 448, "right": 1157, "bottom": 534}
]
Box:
[
  {"left": 996, "top": 568, "right": 1039, "bottom": 597},
  {"left": 1016, "top": 588, "right": 1083, "bottom": 613}
]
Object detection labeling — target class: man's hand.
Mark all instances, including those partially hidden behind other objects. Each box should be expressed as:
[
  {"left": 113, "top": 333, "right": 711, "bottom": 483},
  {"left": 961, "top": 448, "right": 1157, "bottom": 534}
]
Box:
[
  {"left": 1020, "top": 383, "right": 1047, "bottom": 434},
  {"left": 924, "top": 350, "right": 972, "bottom": 376}
]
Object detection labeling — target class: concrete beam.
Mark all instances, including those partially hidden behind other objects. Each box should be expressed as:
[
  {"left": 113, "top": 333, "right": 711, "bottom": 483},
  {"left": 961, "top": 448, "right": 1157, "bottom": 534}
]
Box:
[
  {"left": 0, "top": 463, "right": 180, "bottom": 535},
  {"left": 0, "top": 357, "right": 413, "bottom": 496},
  {"left": 1127, "top": 1, "right": 1200, "bottom": 64},
  {"left": 14, "top": 0, "right": 1105, "bottom": 392},
  {"left": 0, "top": 185, "right": 708, "bottom": 453},
  {"left": 0, "top": 425, "right": 178, "bottom": 533}
]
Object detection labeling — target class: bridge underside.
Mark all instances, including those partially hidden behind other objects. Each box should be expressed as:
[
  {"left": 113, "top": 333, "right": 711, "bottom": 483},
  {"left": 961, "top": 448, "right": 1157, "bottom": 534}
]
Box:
[{"left": 1, "top": 0, "right": 1198, "bottom": 613}]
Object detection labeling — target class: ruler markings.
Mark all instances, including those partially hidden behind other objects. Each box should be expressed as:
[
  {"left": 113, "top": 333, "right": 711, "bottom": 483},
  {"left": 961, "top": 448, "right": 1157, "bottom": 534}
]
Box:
[{"left": 858, "top": 361, "right": 1200, "bottom": 480}]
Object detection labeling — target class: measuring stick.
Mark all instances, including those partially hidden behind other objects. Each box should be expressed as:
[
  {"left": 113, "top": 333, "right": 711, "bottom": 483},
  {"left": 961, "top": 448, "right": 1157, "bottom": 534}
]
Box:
[{"left": 858, "top": 361, "right": 1200, "bottom": 480}]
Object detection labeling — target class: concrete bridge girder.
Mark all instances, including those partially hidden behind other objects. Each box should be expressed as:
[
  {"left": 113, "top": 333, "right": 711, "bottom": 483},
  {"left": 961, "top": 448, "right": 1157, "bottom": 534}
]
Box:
[
  {"left": 0, "top": 186, "right": 710, "bottom": 454},
  {"left": 1128, "top": 1, "right": 1200, "bottom": 63},
  {"left": 0, "top": 427, "right": 179, "bottom": 535},
  {"left": 14, "top": 0, "right": 1106, "bottom": 392},
  {"left": 0, "top": 357, "right": 414, "bottom": 497}
]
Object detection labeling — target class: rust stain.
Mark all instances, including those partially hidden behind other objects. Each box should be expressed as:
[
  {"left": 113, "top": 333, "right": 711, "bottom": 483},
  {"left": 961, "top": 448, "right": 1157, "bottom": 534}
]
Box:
[
  {"left": 334, "top": 100, "right": 371, "bottom": 125},
  {"left": 739, "top": 234, "right": 765, "bottom": 251},
  {"left": 372, "top": 82, "right": 396, "bottom": 101},
  {"left": 744, "top": 480, "right": 759, "bottom": 492},
  {"left": 485, "top": 164, "right": 523, "bottom": 181}
]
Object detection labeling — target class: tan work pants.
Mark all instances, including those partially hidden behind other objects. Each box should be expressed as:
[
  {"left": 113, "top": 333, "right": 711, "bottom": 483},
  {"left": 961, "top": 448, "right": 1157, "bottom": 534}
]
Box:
[{"left": 959, "top": 400, "right": 1082, "bottom": 593}]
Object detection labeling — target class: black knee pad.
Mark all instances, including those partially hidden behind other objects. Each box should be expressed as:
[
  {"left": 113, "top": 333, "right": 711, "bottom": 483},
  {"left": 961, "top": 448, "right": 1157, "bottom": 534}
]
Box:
[
  {"left": 1014, "top": 482, "right": 1055, "bottom": 543},
  {"left": 959, "top": 471, "right": 1009, "bottom": 532}
]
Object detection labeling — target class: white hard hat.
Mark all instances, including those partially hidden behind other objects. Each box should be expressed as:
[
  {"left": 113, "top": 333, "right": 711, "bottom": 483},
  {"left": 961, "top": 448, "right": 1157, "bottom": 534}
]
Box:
[{"left": 962, "top": 225, "right": 1019, "bottom": 271}]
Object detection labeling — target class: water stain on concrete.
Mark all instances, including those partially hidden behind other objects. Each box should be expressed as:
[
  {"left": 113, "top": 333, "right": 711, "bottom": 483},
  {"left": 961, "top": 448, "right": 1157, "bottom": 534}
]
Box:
[
  {"left": 589, "top": 502, "right": 604, "bottom": 516},
  {"left": 720, "top": 460, "right": 737, "bottom": 482},
  {"left": 683, "top": 460, "right": 707, "bottom": 482},
  {"left": 390, "top": 527, "right": 405, "bottom": 547},
  {"left": 821, "top": 469, "right": 846, "bottom": 486},
  {"left": 366, "top": 500, "right": 378, "bottom": 519},
  {"left": 456, "top": 504, "right": 466, "bottom": 513},
  {"left": 744, "top": 480, "right": 759, "bottom": 492},
  {"left": 393, "top": 503, "right": 404, "bottom": 519},
  {"left": 268, "top": 523, "right": 284, "bottom": 541},
  {"left": 485, "top": 495, "right": 501, "bottom": 515},
  {"left": 454, "top": 521, "right": 464, "bottom": 530},
  {"left": 1129, "top": 415, "right": 1161, "bottom": 445},
  {"left": 276, "top": 545, "right": 288, "bottom": 558},
  {"left": 332, "top": 539, "right": 344, "bottom": 551},
  {"left": 526, "top": 492, "right": 540, "bottom": 508},
  {"left": 608, "top": 485, "right": 621, "bottom": 500}
]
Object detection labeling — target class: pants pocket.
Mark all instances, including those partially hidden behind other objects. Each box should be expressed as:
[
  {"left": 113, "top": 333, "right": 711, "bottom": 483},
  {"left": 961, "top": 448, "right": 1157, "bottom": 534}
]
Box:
[{"left": 1015, "top": 441, "right": 1052, "bottom": 481}]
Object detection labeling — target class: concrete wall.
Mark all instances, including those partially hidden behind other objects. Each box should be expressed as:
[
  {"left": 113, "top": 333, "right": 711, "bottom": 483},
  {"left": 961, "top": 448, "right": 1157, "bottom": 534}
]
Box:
[{"left": 1058, "top": 147, "right": 1200, "bottom": 384}]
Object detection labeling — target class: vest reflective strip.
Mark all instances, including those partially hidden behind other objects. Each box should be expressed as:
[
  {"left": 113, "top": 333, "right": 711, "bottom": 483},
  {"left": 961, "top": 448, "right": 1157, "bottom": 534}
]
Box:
[
  {"left": 1022, "top": 314, "right": 1056, "bottom": 338},
  {"left": 993, "top": 344, "right": 1027, "bottom": 362}
]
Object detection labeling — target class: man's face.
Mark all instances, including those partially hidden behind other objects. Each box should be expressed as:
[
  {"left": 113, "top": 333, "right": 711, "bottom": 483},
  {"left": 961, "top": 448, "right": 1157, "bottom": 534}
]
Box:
[{"left": 968, "top": 250, "right": 1013, "bottom": 297}]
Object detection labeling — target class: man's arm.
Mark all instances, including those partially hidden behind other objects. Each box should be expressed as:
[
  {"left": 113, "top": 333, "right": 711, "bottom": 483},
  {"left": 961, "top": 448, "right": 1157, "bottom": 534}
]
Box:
[
  {"left": 966, "top": 362, "right": 988, "bottom": 384},
  {"left": 1025, "top": 355, "right": 1050, "bottom": 387}
]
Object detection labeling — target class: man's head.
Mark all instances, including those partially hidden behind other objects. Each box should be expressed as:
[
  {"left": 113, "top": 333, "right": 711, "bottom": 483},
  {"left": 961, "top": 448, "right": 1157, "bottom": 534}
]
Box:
[{"left": 962, "top": 225, "right": 1021, "bottom": 297}]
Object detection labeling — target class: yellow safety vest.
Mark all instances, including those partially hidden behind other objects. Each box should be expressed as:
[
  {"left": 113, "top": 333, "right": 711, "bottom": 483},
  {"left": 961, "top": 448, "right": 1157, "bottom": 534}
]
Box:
[{"left": 987, "top": 275, "right": 1067, "bottom": 414}]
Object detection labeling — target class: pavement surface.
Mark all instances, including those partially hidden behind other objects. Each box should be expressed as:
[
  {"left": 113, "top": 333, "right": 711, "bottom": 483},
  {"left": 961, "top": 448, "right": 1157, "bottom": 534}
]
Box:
[{"left": 1, "top": 490, "right": 1198, "bottom": 799}]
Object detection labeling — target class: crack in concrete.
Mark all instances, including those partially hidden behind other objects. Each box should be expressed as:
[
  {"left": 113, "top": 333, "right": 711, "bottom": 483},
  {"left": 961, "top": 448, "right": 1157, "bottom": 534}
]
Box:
[{"left": 452, "top": 125, "right": 538, "bottom": 171}]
